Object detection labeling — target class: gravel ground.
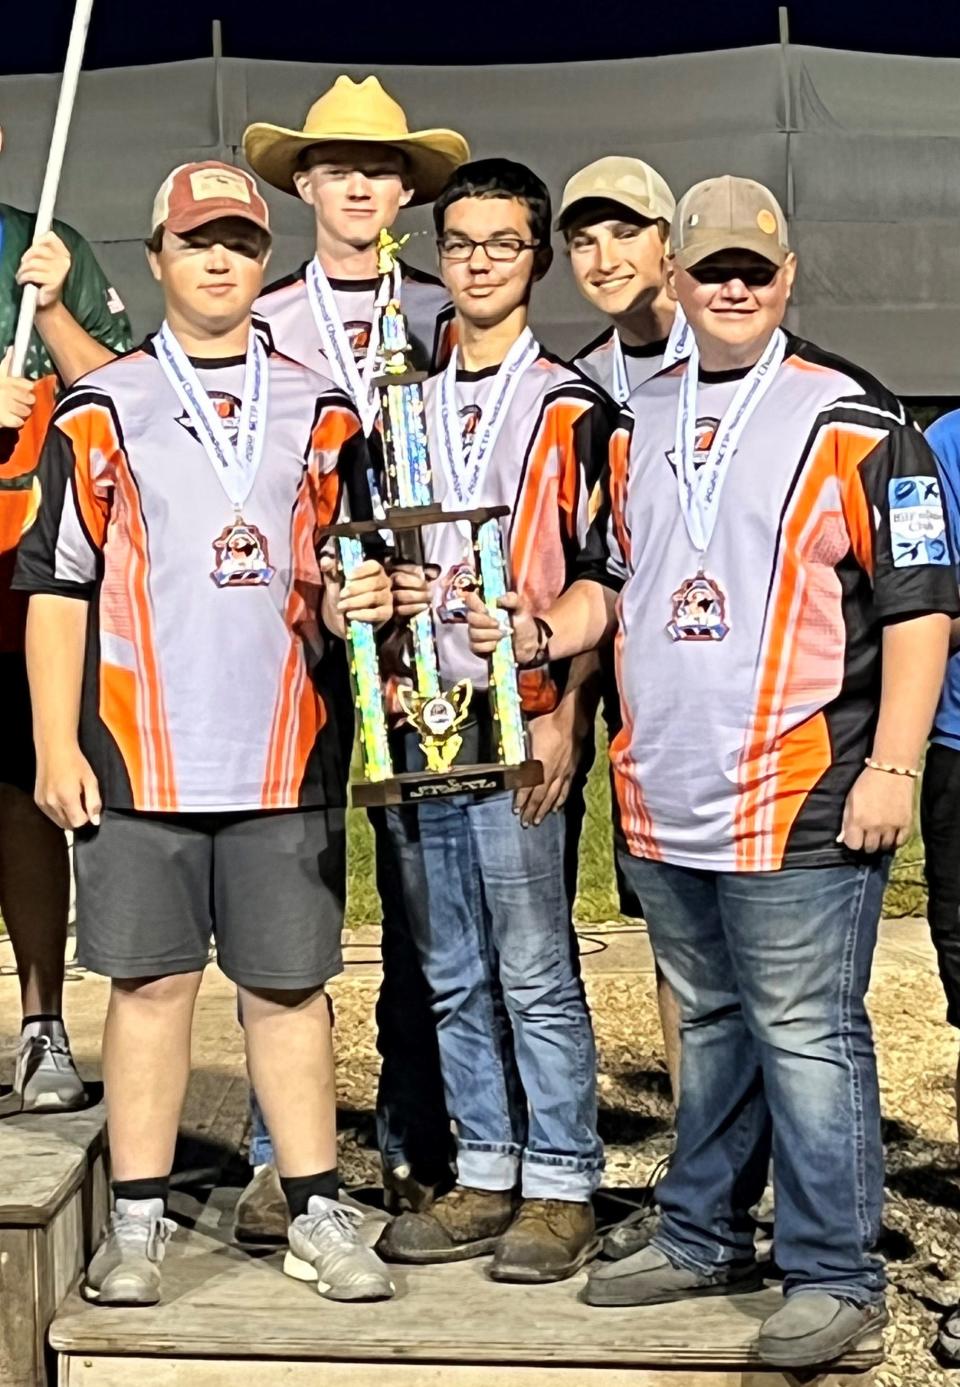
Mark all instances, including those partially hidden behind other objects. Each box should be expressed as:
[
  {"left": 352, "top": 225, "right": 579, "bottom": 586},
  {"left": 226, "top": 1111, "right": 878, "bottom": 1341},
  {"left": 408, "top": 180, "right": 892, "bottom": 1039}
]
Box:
[{"left": 329, "top": 961, "right": 960, "bottom": 1386}]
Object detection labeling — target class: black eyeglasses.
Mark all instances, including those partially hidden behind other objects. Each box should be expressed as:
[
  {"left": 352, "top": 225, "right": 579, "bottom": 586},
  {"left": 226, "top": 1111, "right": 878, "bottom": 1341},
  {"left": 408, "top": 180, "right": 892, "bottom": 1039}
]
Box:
[
  {"left": 437, "top": 235, "right": 539, "bottom": 263},
  {"left": 689, "top": 262, "right": 779, "bottom": 289}
]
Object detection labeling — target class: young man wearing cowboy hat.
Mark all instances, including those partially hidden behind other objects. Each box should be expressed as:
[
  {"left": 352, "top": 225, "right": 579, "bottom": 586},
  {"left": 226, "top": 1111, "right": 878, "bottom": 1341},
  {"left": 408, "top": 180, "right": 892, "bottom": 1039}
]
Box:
[{"left": 237, "top": 75, "right": 470, "bottom": 1239}]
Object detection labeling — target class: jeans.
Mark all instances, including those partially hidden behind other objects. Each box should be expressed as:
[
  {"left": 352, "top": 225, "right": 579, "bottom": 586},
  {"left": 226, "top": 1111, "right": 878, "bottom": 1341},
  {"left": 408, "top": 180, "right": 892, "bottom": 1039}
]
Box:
[
  {"left": 247, "top": 806, "right": 451, "bottom": 1178},
  {"left": 617, "top": 851, "right": 888, "bottom": 1303},
  {"left": 407, "top": 789, "right": 604, "bottom": 1199}
]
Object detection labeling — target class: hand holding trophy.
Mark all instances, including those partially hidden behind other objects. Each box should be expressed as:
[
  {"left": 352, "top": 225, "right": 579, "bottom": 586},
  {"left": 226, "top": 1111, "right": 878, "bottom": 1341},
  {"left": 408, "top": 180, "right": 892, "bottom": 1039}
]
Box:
[{"left": 322, "top": 229, "right": 542, "bottom": 805}]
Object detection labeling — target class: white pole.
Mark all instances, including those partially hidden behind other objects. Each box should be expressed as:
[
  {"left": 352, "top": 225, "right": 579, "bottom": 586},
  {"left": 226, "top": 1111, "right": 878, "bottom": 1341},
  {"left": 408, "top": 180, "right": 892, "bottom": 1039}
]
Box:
[{"left": 10, "top": 0, "right": 95, "bottom": 376}]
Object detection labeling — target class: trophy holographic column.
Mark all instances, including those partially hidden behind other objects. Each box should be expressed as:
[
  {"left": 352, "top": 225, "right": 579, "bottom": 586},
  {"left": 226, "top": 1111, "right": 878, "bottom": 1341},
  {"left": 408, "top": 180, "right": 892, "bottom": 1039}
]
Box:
[{"left": 325, "top": 230, "right": 542, "bottom": 807}]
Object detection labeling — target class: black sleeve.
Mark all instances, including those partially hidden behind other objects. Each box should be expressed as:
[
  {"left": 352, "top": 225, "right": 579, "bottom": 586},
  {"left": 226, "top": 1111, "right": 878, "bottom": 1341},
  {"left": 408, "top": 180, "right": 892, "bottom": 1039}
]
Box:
[
  {"left": 857, "top": 421, "right": 960, "bottom": 621},
  {"left": 574, "top": 409, "right": 632, "bottom": 594},
  {"left": 12, "top": 415, "right": 100, "bottom": 599}
]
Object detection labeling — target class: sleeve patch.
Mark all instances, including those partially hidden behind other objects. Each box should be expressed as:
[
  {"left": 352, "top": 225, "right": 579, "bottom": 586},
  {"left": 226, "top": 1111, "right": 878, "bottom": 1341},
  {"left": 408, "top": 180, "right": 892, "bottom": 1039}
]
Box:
[{"left": 889, "top": 476, "right": 951, "bottom": 567}]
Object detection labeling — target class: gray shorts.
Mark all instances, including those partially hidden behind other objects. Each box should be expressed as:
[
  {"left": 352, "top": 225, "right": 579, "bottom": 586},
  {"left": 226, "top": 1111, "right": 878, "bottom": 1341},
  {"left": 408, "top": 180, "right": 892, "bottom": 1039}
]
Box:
[{"left": 73, "top": 807, "right": 345, "bottom": 989}]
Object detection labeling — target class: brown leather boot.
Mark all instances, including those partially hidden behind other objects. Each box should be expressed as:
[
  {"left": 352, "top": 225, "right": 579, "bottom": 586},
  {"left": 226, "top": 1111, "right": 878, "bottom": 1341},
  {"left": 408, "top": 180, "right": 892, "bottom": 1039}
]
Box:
[
  {"left": 490, "top": 1198, "right": 600, "bottom": 1283},
  {"left": 234, "top": 1165, "right": 289, "bottom": 1244},
  {"left": 376, "top": 1184, "right": 516, "bottom": 1263}
]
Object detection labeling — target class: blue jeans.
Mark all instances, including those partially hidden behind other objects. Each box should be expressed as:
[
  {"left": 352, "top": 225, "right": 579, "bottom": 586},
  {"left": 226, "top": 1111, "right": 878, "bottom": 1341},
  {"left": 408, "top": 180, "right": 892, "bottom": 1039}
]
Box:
[
  {"left": 406, "top": 790, "right": 603, "bottom": 1199},
  {"left": 247, "top": 806, "right": 450, "bottom": 1177},
  {"left": 617, "top": 852, "right": 888, "bottom": 1304}
]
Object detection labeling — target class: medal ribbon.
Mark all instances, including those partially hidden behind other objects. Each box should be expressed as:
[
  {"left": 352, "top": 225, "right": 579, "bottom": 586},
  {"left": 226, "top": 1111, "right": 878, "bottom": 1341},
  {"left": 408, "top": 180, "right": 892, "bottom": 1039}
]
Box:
[
  {"left": 154, "top": 321, "right": 269, "bottom": 511},
  {"left": 305, "top": 254, "right": 397, "bottom": 436},
  {"left": 436, "top": 326, "right": 539, "bottom": 511},
  {"left": 610, "top": 305, "right": 691, "bottom": 404},
  {"left": 674, "top": 327, "right": 786, "bottom": 554}
]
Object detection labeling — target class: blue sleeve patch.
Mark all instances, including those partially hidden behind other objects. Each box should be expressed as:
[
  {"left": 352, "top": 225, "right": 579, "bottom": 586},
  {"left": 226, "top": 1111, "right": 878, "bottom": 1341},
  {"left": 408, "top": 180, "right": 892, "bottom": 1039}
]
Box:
[{"left": 889, "top": 476, "right": 951, "bottom": 568}]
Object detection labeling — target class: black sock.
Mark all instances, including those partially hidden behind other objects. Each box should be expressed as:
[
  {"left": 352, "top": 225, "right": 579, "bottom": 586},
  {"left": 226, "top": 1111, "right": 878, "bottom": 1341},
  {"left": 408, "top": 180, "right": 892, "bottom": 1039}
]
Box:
[
  {"left": 112, "top": 1177, "right": 170, "bottom": 1210},
  {"left": 21, "top": 1013, "right": 62, "bottom": 1030},
  {"left": 280, "top": 1169, "right": 339, "bottom": 1218}
]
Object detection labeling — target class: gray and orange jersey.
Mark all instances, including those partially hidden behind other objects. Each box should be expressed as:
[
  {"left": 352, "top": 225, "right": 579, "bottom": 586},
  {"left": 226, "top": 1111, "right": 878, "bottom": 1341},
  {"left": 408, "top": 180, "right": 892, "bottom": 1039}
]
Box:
[
  {"left": 253, "top": 259, "right": 456, "bottom": 390},
  {"left": 573, "top": 324, "right": 671, "bottom": 400},
  {"left": 14, "top": 344, "right": 368, "bottom": 813},
  {"left": 579, "top": 335, "right": 960, "bottom": 872},
  {"left": 421, "top": 348, "right": 616, "bottom": 711}
]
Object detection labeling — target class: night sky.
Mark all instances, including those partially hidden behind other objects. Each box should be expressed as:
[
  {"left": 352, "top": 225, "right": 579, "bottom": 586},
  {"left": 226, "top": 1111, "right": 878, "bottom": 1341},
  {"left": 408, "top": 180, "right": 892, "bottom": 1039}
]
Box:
[{"left": 5, "top": 0, "right": 960, "bottom": 73}]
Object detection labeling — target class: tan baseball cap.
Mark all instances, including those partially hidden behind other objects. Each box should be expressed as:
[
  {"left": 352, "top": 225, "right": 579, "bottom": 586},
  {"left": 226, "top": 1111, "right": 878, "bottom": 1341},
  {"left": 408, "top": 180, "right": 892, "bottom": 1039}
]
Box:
[
  {"left": 151, "top": 161, "right": 271, "bottom": 237},
  {"left": 671, "top": 176, "right": 788, "bottom": 269},
  {"left": 556, "top": 156, "right": 675, "bottom": 233}
]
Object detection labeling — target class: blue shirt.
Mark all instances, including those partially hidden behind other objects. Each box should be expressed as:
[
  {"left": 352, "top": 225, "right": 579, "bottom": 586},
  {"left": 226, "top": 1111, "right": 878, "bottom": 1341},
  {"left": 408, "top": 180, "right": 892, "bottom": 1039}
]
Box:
[{"left": 925, "top": 410, "right": 960, "bottom": 750}]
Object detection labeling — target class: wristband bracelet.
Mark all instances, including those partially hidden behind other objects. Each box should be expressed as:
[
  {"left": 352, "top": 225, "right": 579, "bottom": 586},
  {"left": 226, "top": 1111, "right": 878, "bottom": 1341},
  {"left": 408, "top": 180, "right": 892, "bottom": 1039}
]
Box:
[
  {"left": 519, "top": 617, "right": 553, "bottom": 669},
  {"left": 864, "top": 757, "right": 919, "bottom": 779}
]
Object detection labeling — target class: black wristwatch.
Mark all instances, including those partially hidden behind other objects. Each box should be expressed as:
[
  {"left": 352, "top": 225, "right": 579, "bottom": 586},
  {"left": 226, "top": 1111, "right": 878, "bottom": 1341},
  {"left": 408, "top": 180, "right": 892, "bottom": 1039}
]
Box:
[{"left": 520, "top": 616, "right": 553, "bottom": 669}]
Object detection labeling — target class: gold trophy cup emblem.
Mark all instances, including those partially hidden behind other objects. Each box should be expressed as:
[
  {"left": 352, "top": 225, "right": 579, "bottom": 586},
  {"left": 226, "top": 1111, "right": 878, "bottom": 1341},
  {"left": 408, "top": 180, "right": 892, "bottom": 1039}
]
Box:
[{"left": 397, "top": 679, "right": 473, "bottom": 773}]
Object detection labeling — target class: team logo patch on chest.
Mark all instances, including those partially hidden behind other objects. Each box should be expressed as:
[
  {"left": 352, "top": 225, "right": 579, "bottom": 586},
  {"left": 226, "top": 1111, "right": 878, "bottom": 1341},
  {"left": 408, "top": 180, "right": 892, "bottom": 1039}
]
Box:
[
  {"left": 344, "top": 321, "right": 372, "bottom": 361},
  {"left": 175, "top": 392, "right": 242, "bottom": 450},
  {"left": 459, "top": 404, "right": 482, "bottom": 453},
  {"left": 888, "top": 476, "right": 950, "bottom": 567},
  {"left": 665, "top": 417, "right": 719, "bottom": 474}
]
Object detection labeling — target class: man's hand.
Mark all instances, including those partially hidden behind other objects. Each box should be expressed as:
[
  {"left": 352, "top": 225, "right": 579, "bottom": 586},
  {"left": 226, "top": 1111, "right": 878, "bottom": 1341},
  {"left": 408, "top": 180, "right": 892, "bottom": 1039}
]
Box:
[
  {"left": 0, "top": 348, "right": 36, "bottom": 429},
  {"left": 391, "top": 562, "right": 435, "bottom": 620},
  {"left": 35, "top": 744, "right": 102, "bottom": 830},
  {"left": 463, "top": 587, "right": 538, "bottom": 663},
  {"left": 320, "top": 554, "right": 393, "bottom": 634},
  {"left": 838, "top": 766, "right": 916, "bottom": 854},
  {"left": 516, "top": 698, "right": 582, "bottom": 828},
  {"left": 17, "top": 232, "right": 72, "bottom": 310}
]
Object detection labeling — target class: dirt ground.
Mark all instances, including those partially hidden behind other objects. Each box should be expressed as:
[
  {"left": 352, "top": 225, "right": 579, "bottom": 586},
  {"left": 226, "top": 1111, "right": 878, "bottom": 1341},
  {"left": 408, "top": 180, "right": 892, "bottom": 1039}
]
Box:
[{"left": 1, "top": 920, "right": 958, "bottom": 1385}]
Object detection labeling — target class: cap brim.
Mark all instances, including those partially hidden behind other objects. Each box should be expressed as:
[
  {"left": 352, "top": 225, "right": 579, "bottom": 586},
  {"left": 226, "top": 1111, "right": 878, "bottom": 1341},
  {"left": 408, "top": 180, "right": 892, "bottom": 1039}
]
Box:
[
  {"left": 673, "top": 231, "right": 788, "bottom": 269},
  {"left": 242, "top": 123, "right": 470, "bottom": 205},
  {"left": 163, "top": 203, "right": 272, "bottom": 237},
  {"left": 555, "top": 191, "right": 665, "bottom": 233}
]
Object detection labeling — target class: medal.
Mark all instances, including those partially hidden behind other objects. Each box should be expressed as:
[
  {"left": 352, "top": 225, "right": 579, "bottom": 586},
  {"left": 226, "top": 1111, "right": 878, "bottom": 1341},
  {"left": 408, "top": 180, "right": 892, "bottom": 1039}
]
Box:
[
  {"left": 437, "top": 560, "right": 479, "bottom": 623},
  {"left": 610, "top": 306, "right": 691, "bottom": 404},
  {"left": 668, "top": 327, "right": 786, "bottom": 641},
  {"left": 154, "top": 321, "right": 273, "bottom": 588},
  {"left": 435, "top": 327, "right": 539, "bottom": 539},
  {"left": 306, "top": 254, "right": 398, "bottom": 436}
]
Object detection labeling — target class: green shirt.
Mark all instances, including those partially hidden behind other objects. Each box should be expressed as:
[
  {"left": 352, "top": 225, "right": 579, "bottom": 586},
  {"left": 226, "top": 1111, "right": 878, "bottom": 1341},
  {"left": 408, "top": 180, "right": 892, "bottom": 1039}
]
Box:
[{"left": 0, "top": 203, "right": 132, "bottom": 380}]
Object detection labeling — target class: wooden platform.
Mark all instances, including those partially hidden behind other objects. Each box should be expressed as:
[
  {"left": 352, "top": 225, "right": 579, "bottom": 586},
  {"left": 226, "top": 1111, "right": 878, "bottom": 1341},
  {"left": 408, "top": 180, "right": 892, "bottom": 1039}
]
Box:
[
  {"left": 51, "top": 1194, "right": 882, "bottom": 1387},
  {"left": 0, "top": 1102, "right": 107, "bottom": 1387}
]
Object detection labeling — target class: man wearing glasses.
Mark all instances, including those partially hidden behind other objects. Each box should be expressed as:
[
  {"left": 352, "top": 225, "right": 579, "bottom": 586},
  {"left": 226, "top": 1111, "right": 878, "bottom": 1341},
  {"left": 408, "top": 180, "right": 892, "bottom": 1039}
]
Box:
[
  {"left": 377, "top": 159, "right": 611, "bottom": 1284},
  {"left": 465, "top": 175, "right": 956, "bottom": 1366}
]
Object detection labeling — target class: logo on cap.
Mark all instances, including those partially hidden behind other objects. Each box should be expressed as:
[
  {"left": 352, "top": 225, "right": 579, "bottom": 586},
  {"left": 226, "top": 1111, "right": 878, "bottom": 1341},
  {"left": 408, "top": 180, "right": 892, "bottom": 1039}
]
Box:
[
  {"left": 756, "top": 209, "right": 777, "bottom": 235},
  {"left": 189, "top": 169, "right": 253, "bottom": 204}
]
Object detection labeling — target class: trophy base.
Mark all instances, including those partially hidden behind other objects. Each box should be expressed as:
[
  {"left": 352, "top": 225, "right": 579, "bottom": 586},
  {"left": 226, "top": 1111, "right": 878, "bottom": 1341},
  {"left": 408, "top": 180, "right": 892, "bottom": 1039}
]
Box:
[{"left": 352, "top": 759, "right": 542, "bottom": 807}]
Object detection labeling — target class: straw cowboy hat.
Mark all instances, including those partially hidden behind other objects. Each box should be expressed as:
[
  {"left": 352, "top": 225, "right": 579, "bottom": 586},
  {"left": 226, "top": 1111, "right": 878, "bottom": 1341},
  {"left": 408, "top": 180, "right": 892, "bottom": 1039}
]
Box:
[{"left": 243, "top": 76, "right": 470, "bottom": 205}]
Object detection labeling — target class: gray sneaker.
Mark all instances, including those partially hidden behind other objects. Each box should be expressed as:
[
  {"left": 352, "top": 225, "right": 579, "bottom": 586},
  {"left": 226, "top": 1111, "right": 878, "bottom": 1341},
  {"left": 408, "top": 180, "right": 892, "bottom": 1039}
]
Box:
[
  {"left": 758, "top": 1292, "right": 888, "bottom": 1367},
  {"left": 14, "top": 1027, "right": 86, "bottom": 1112},
  {"left": 584, "top": 1242, "right": 763, "bottom": 1307},
  {"left": 83, "top": 1199, "right": 177, "bottom": 1306},
  {"left": 284, "top": 1196, "right": 396, "bottom": 1302}
]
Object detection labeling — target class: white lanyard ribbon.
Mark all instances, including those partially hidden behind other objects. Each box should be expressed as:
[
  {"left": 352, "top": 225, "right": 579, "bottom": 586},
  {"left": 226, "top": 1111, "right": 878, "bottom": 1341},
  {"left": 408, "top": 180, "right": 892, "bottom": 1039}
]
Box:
[
  {"left": 610, "top": 306, "right": 691, "bottom": 405},
  {"left": 305, "top": 255, "right": 397, "bottom": 436},
  {"left": 674, "top": 327, "right": 786, "bottom": 554},
  {"left": 154, "top": 320, "right": 269, "bottom": 511},
  {"left": 436, "top": 327, "right": 539, "bottom": 516}
]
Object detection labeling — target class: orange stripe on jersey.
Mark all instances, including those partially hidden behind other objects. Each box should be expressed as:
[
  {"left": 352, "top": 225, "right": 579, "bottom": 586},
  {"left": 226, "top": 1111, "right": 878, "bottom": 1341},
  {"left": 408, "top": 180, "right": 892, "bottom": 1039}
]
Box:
[
  {"left": 310, "top": 401, "right": 361, "bottom": 461},
  {"left": 733, "top": 421, "right": 886, "bottom": 869},
  {"left": 511, "top": 398, "right": 591, "bottom": 609},
  {"left": 836, "top": 424, "right": 887, "bottom": 576},
  {"left": 610, "top": 624, "right": 662, "bottom": 860},
  {"left": 106, "top": 435, "right": 177, "bottom": 810},
  {"left": 608, "top": 423, "right": 632, "bottom": 568},
  {"left": 53, "top": 401, "right": 113, "bottom": 550}
]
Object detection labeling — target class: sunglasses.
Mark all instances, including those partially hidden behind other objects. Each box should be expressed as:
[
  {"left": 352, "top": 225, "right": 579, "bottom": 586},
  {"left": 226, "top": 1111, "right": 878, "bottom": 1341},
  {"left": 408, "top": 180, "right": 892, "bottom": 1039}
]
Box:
[{"left": 689, "top": 262, "right": 779, "bottom": 288}]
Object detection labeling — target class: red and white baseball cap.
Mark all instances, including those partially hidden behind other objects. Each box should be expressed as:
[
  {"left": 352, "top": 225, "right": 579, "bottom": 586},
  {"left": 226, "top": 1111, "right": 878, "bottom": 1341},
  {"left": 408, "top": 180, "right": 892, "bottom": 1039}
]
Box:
[{"left": 151, "top": 161, "right": 271, "bottom": 237}]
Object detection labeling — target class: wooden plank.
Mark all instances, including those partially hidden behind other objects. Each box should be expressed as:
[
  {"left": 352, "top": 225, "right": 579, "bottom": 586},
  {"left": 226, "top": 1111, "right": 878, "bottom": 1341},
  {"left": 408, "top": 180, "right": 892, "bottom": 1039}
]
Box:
[
  {"left": 58, "top": 1361, "right": 876, "bottom": 1387},
  {"left": 0, "top": 1103, "right": 106, "bottom": 1224},
  {"left": 0, "top": 1225, "right": 41, "bottom": 1387},
  {"left": 49, "top": 1227, "right": 882, "bottom": 1372}
]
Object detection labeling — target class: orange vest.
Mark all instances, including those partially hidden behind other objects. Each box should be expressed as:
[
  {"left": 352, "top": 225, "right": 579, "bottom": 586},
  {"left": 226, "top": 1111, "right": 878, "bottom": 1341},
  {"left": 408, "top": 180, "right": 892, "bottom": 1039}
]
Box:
[{"left": 0, "top": 375, "right": 57, "bottom": 652}]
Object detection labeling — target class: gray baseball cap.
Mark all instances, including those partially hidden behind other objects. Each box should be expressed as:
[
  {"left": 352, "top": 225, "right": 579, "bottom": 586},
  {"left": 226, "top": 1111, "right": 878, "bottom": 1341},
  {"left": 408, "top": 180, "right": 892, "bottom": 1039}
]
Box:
[
  {"left": 671, "top": 175, "right": 789, "bottom": 269},
  {"left": 556, "top": 156, "right": 675, "bottom": 233}
]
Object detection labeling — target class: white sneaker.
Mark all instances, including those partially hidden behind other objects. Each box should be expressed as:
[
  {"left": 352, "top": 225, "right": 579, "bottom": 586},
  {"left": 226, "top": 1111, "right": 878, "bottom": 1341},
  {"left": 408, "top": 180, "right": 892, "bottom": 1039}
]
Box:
[
  {"left": 83, "top": 1198, "right": 177, "bottom": 1305},
  {"left": 14, "top": 1023, "right": 86, "bottom": 1111},
  {"left": 284, "top": 1195, "right": 396, "bottom": 1301}
]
